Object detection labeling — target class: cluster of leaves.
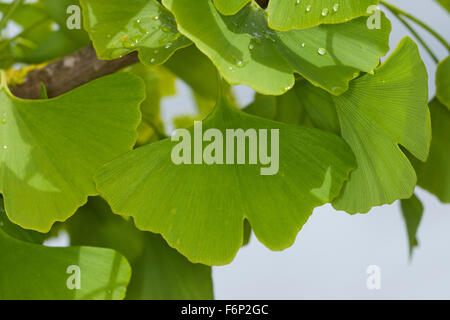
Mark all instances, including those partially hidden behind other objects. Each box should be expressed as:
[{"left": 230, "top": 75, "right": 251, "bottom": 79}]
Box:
[{"left": 0, "top": 0, "right": 449, "bottom": 299}]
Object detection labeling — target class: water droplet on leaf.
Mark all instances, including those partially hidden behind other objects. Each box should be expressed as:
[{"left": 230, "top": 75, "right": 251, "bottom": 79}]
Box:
[{"left": 318, "top": 47, "right": 327, "bottom": 55}]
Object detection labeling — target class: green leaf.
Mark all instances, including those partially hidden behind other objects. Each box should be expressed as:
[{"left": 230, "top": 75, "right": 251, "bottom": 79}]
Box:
[
  {"left": 267, "top": 0, "right": 379, "bottom": 31},
  {"left": 436, "top": 0, "right": 450, "bottom": 12},
  {"left": 0, "top": 196, "right": 46, "bottom": 244},
  {"left": 95, "top": 87, "right": 356, "bottom": 265},
  {"left": 293, "top": 79, "right": 340, "bottom": 134},
  {"left": 163, "top": 0, "right": 390, "bottom": 96},
  {"left": 411, "top": 98, "right": 450, "bottom": 203},
  {"left": 213, "top": 0, "right": 250, "bottom": 15},
  {"left": 436, "top": 56, "right": 450, "bottom": 109},
  {"left": 332, "top": 37, "right": 431, "bottom": 213},
  {"left": 80, "top": 0, "right": 191, "bottom": 65},
  {"left": 0, "top": 72, "right": 144, "bottom": 232},
  {"left": 66, "top": 197, "right": 214, "bottom": 300},
  {"left": 0, "top": 224, "right": 131, "bottom": 300},
  {"left": 126, "top": 232, "right": 214, "bottom": 299},
  {"left": 41, "top": 0, "right": 90, "bottom": 45},
  {"left": 0, "top": 2, "right": 86, "bottom": 67},
  {"left": 128, "top": 64, "right": 176, "bottom": 140},
  {"left": 400, "top": 193, "right": 423, "bottom": 257}
]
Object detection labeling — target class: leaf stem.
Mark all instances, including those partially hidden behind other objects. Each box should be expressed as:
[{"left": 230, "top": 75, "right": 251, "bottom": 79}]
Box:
[
  {"left": 381, "top": 1, "right": 450, "bottom": 52},
  {"left": 384, "top": 8, "right": 439, "bottom": 63},
  {"left": 0, "top": 0, "right": 25, "bottom": 35},
  {"left": 0, "top": 16, "right": 50, "bottom": 51}
]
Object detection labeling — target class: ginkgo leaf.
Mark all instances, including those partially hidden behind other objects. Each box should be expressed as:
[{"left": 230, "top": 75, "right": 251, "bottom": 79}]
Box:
[
  {"left": 435, "top": 0, "right": 450, "bottom": 12},
  {"left": 162, "top": 0, "right": 390, "bottom": 96},
  {"left": 411, "top": 99, "right": 450, "bottom": 203},
  {"left": 436, "top": 56, "right": 450, "bottom": 109},
  {"left": 80, "top": 0, "right": 191, "bottom": 65},
  {"left": 213, "top": 0, "right": 250, "bottom": 15},
  {"left": 293, "top": 79, "right": 340, "bottom": 134},
  {"left": 0, "top": 72, "right": 143, "bottom": 232},
  {"left": 65, "top": 197, "right": 214, "bottom": 300},
  {"left": 95, "top": 83, "right": 356, "bottom": 265},
  {"left": 128, "top": 64, "right": 176, "bottom": 140},
  {"left": 41, "top": 0, "right": 90, "bottom": 45},
  {"left": 267, "top": 0, "right": 379, "bottom": 31},
  {"left": 0, "top": 197, "right": 46, "bottom": 244},
  {"left": 332, "top": 37, "right": 431, "bottom": 213},
  {"left": 0, "top": 219, "right": 131, "bottom": 300},
  {"left": 400, "top": 193, "right": 423, "bottom": 257}
]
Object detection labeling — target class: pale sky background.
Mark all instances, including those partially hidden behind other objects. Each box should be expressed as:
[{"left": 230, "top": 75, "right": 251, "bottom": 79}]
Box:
[{"left": 4, "top": 0, "right": 449, "bottom": 299}]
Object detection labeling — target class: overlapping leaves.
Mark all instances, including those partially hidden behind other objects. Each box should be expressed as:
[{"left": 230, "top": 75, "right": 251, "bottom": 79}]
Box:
[
  {"left": 330, "top": 38, "right": 431, "bottom": 213},
  {"left": 213, "top": 0, "right": 379, "bottom": 31},
  {"left": 0, "top": 200, "right": 131, "bottom": 300},
  {"left": 80, "top": 0, "right": 191, "bottom": 65},
  {"left": 163, "top": 0, "right": 390, "bottom": 96},
  {"left": 95, "top": 86, "right": 356, "bottom": 265},
  {"left": 66, "top": 197, "right": 214, "bottom": 300},
  {"left": 0, "top": 72, "right": 143, "bottom": 232}
]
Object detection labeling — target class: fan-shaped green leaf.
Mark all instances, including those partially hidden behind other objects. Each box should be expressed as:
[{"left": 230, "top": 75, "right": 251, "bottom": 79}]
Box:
[
  {"left": 95, "top": 86, "right": 356, "bottom": 265},
  {"left": 0, "top": 72, "right": 143, "bottom": 232},
  {"left": 267, "top": 0, "right": 379, "bottom": 31},
  {"left": 41, "top": 0, "right": 90, "bottom": 45},
  {"left": 80, "top": 0, "right": 191, "bottom": 65},
  {"left": 65, "top": 197, "right": 214, "bottom": 300},
  {"left": 332, "top": 37, "right": 431, "bottom": 213},
  {"left": 436, "top": 56, "right": 450, "bottom": 109},
  {"left": 400, "top": 193, "right": 423, "bottom": 257},
  {"left": 411, "top": 98, "right": 450, "bottom": 203},
  {"left": 213, "top": 0, "right": 250, "bottom": 15},
  {"left": 0, "top": 224, "right": 131, "bottom": 300},
  {"left": 162, "top": 0, "right": 390, "bottom": 96}
]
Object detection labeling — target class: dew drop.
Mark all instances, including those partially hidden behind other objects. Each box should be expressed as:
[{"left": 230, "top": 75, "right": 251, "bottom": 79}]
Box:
[
  {"left": 3, "top": 145, "right": 7, "bottom": 150},
  {"left": 150, "top": 58, "right": 156, "bottom": 63},
  {"left": 295, "top": 0, "right": 301, "bottom": 5},
  {"left": 333, "top": 3, "right": 340, "bottom": 12},
  {"left": 301, "top": 42, "right": 305, "bottom": 47},
  {"left": 321, "top": 8, "right": 329, "bottom": 16},
  {"left": 165, "top": 43, "right": 172, "bottom": 49},
  {"left": 249, "top": 44, "right": 254, "bottom": 50},
  {"left": 1, "top": 118, "right": 6, "bottom": 124},
  {"left": 318, "top": 47, "right": 327, "bottom": 55},
  {"left": 306, "top": 5, "right": 312, "bottom": 12}
]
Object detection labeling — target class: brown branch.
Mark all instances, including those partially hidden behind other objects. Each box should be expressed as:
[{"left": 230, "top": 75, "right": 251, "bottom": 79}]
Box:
[{"left": 11, "top": 45, "right": 139, "bottom": 99}]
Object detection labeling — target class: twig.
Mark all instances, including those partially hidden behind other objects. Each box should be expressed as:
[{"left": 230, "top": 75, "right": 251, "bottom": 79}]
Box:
[{"left": 11, "top": 46, "right": 139, "bottom": 99}]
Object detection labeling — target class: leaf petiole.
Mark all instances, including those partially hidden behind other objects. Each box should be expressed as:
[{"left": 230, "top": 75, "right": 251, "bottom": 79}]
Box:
[{"left": 381, "top": 1, "right": 450, "bottom": 52}]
